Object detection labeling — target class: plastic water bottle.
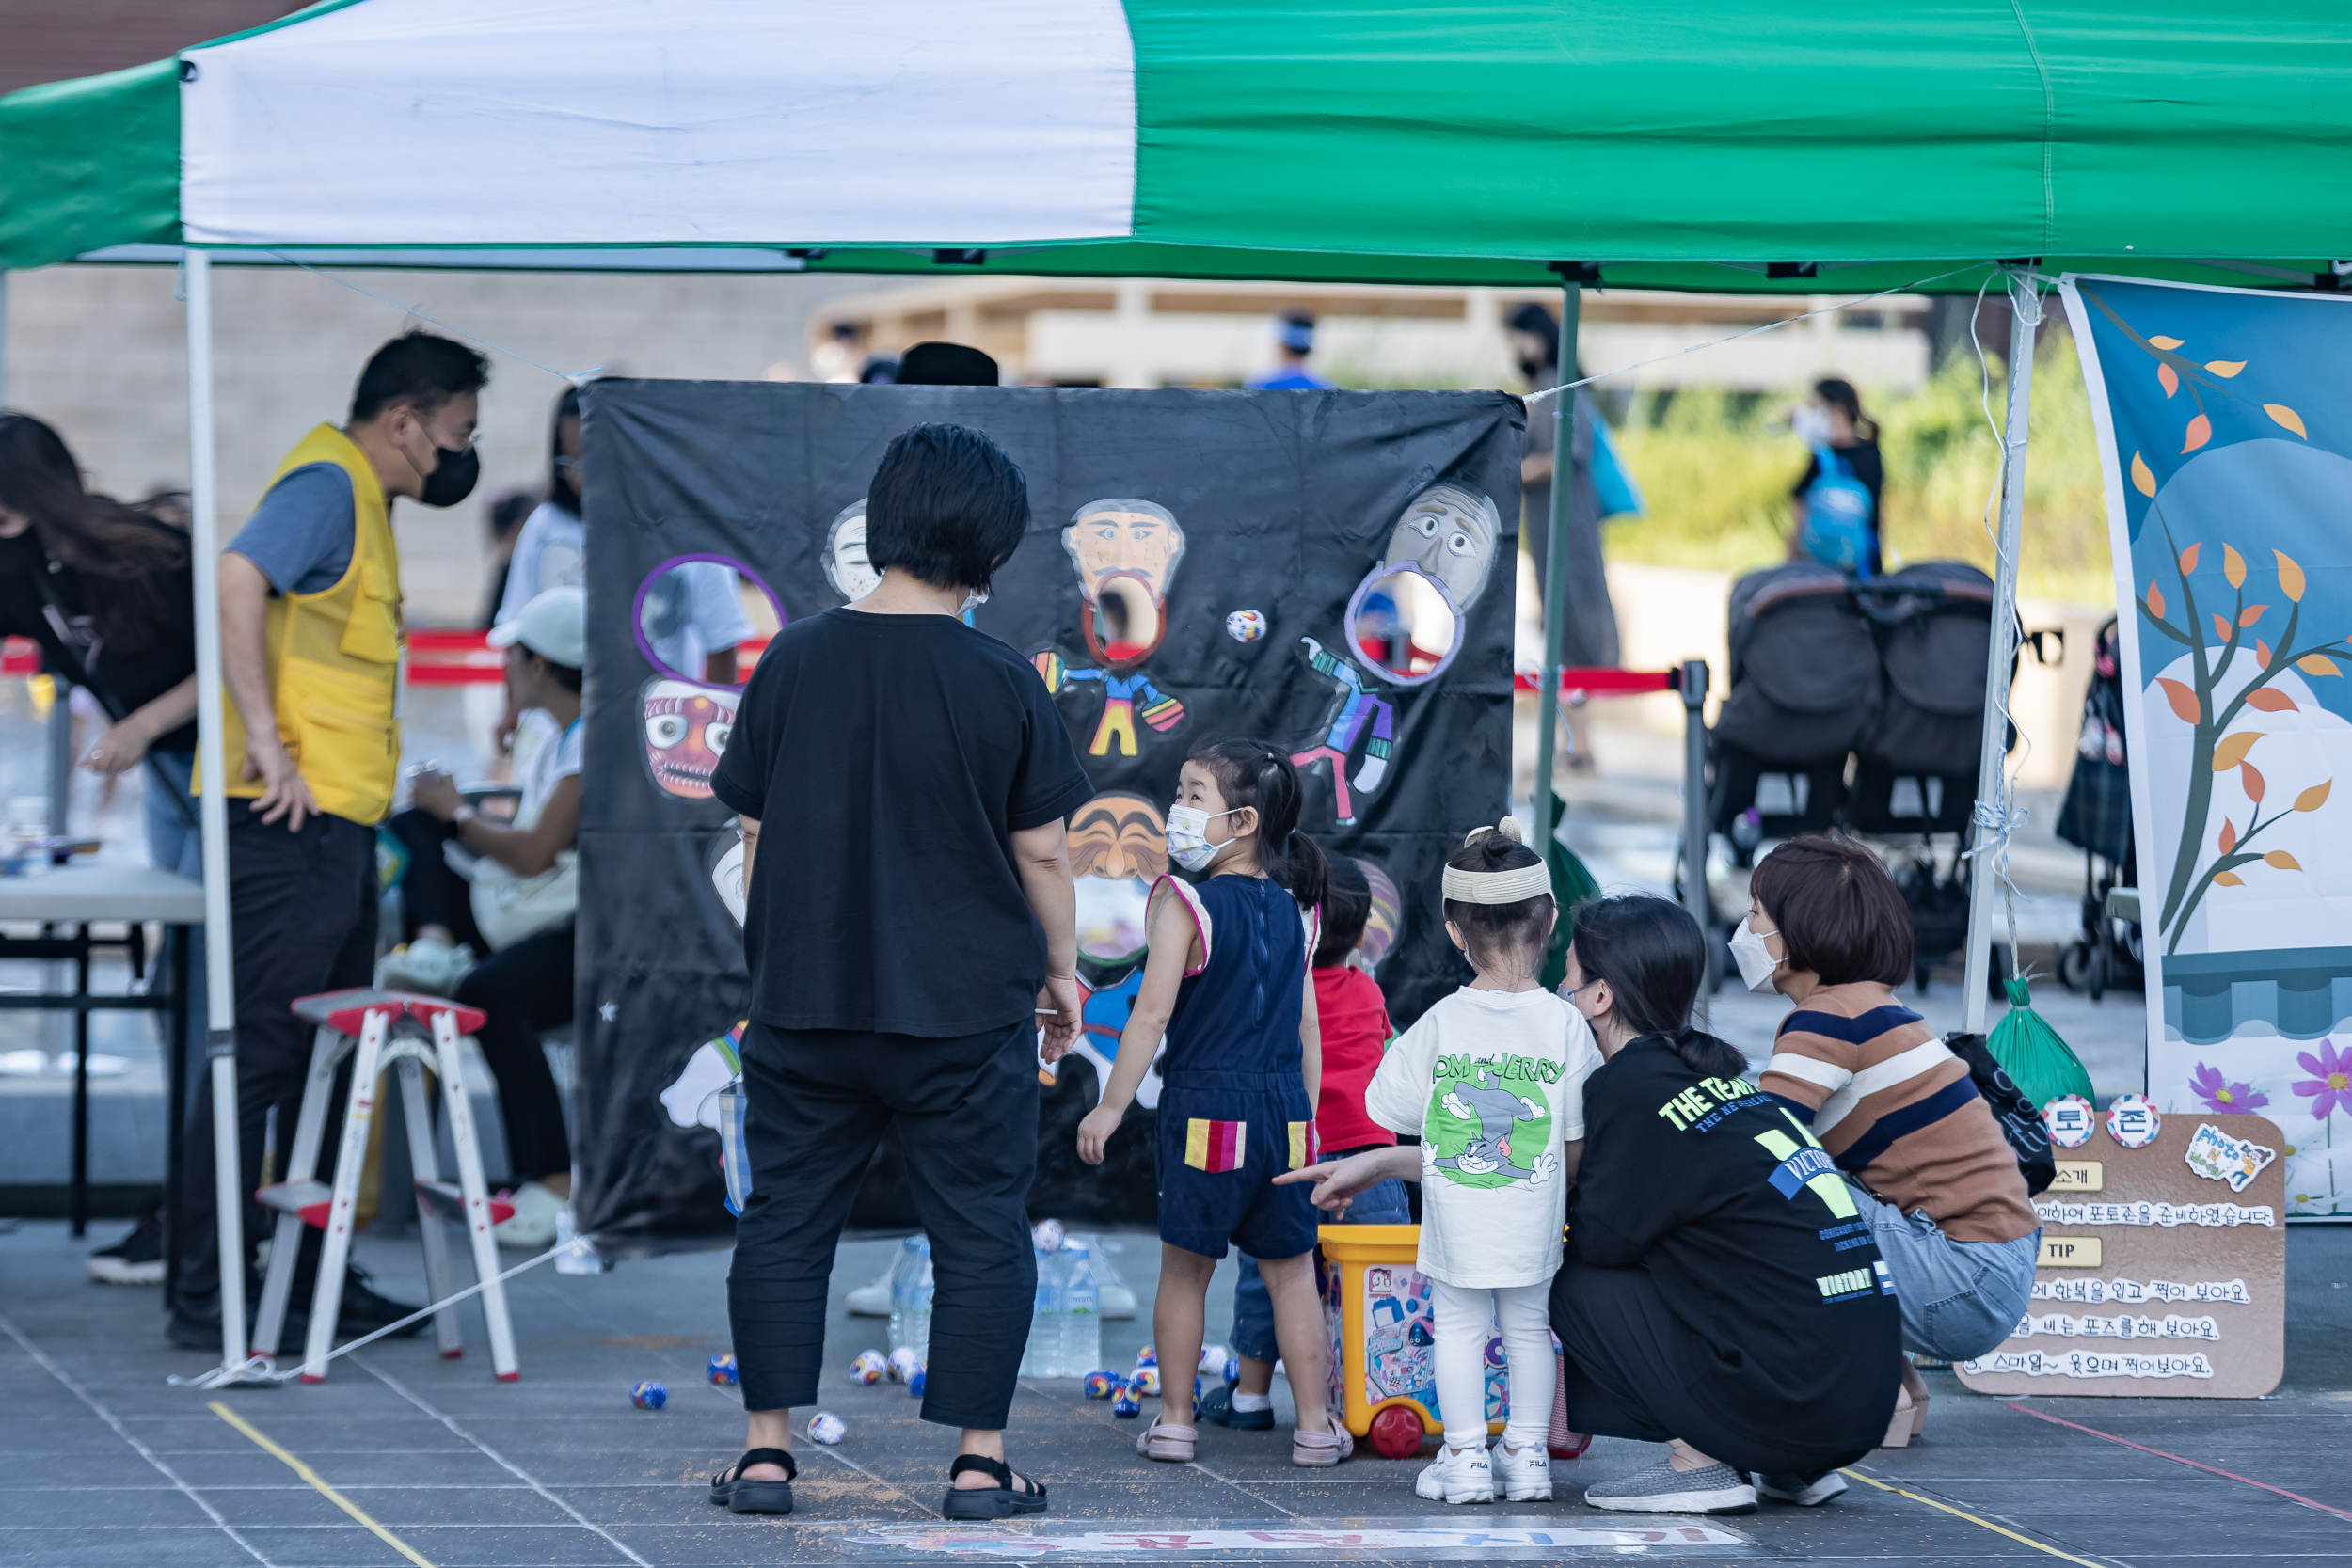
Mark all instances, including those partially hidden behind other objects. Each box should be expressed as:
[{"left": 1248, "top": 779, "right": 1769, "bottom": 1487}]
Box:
[
  {"left": 1057, "top": 1241, "right": 1102, "bottom": 1375},
  {"left": 1020, "top": 1243, "right": 1065, "bottom": 1377},
  {"left": 888, "top": 1235, "right": 933, "bottom": 1360}
]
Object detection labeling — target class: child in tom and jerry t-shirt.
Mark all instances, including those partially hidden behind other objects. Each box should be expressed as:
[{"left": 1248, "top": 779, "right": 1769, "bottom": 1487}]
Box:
[{"left": 1363, "top": 821, "right": 1602, "bottom": 1507}]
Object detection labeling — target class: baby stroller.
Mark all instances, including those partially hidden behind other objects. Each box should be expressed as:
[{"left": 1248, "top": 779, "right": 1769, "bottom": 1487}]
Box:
[
  {"left": 2055, "top": 617, "right": 2143, "bottom": 1000},
  {"left": 1710, "top": 561, "right": 2010, "bottom": 989}
]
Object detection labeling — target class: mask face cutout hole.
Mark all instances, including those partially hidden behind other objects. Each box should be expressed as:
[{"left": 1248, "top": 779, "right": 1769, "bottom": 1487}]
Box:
[
  {"left": 1346, "top": 565, "right": 1462, "bottom": 685},
  {"left": 824, "top": 500, "right": 882, "bottom": 602},
  {"left": 1068, "top": 792, "right": 1168, "bottom": 965},
  {"left": 633, "top": 555, "right": 784, "bottom": 687},
  {"left": 1097, "top": 574, "right": 1161, "bottom": 657}
]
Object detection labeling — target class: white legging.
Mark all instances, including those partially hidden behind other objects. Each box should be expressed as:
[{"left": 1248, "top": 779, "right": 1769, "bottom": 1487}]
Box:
[{"left": 1429, "top": 1278, "right": 1554, "bottom": 1451}]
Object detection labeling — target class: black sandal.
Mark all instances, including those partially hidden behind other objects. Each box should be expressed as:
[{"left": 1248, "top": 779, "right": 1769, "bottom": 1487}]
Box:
[
  {"left": 942, "top": 1453, "right": 1048, "bottom": 1519},
  {"left": 709, "top": 1448, "right": 796, "bottom": 1515}
]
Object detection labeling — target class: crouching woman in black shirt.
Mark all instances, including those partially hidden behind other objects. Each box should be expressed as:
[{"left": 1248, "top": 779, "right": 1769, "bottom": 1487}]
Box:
[{"left": 1553, "top": 895, "right": 1899, "bottom": 1513}]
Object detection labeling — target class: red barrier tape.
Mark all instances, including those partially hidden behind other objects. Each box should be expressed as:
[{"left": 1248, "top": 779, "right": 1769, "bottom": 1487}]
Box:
[{"left": 1513, "top": 666, "right": 1681, "bottom": 697}]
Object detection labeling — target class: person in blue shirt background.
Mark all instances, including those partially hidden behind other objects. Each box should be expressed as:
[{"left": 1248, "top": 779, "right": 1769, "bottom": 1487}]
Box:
[{"left": 1249, "top": 312, "right": 1335, "bottom": 390}]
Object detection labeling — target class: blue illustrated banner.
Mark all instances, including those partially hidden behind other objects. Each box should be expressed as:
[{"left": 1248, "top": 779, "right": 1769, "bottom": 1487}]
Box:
[{"left": 2064, "top": 275, "right": 2352, "bottom": 1215}]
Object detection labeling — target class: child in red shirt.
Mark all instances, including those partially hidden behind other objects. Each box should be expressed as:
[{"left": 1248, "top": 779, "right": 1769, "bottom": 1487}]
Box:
[{"left": 1200, "top": 858, "right": 1409, "bottom": 1429}]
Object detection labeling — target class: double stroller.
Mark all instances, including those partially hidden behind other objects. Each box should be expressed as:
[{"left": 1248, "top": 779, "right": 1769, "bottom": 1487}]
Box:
[{"left": 1708, "top": 561, "right": 2012, "bottom": 991}]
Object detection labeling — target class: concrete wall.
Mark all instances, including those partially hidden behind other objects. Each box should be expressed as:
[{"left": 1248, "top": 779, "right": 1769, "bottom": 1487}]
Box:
[{"left": 1, "top": 262, "right": 892, "bottom": 625}]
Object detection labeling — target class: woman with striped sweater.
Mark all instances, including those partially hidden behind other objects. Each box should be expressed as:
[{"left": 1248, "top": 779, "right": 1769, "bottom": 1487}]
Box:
[{"left": 1740, "top": 835, "right": 2042, "bottom": 1446}]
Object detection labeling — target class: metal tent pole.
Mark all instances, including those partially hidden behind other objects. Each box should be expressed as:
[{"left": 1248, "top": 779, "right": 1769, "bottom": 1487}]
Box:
[
  {"left": 184, "top": 250, "right": 251, "bottom": 1370},
  {"left": 1531, "top": 286, "right": 1581, "bottom": 852},
  {"left": 1961, "top": 264, "right": 2042, "bottom": 1035}
]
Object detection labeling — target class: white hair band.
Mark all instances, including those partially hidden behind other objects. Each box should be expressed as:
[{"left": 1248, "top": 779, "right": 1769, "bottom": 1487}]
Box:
[{"left": 1440, "top": 816, "right": 1553, "bottom": 905}]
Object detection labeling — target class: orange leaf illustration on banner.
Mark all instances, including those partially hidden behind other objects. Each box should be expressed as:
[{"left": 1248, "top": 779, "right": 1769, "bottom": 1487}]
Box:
[
  {"left": 2183, "top": 415, "right": 2213, "bottom": 453},
  {"left": 2131, "top": 452, "right": 2157, "bottom": 497},
  {"left": 2240, "top": 604, "right": 2267, "bottom": 625},
  {"left": 2256, "top": 639, "right": 2273, "bottom": 669},
  {"left": 2267, "top": 404, "right": 2308, "bottom": 438},
  {"left": 2148, "top": 582, "right": 2167, "bottom": 619},
  {"left": 2150, "top": 336, "right": 2185, "bottom": 350},
  {"left": 2247, "top": 688, "right": 2297, "bottom": 712},
  {"left": 2215, "top": 871, "right": 2245, "bottom": 887},
  {"left": 2277, "top": 551, "right": 2306, "bottom": 601},
  {"left": 2224, "top": 545, "right": 2246, "bottom": 587},
  {"left": 2218, "top": 817, "right": 2238, "bottom": 853},
  {"left": 2212, "top": 612, "right": 2233, "bottom": 644},
  {"left": 2298, "top": 654, "right": 2341, "bottom": 678},
  {"left": 2211, "top": 732, "right": 2263, "bottom": 770},
  {"left": 2265, "top": 850, "right": 2302, "bottom": 872},
  {"left": 2158, "top": 363, "right": 2180, "bottom": 397},
  {"left": 2206, "top": 360, "right": 2246, "bottom": 377},
  {"left": 2157, "top": 677, "right": 2201, "bottom": 722},
  {"left": 2242, "top": 763, "right": 2265, "bottom": 804},
  {"left": 2296, "top": 780, "right": 2333, "bottom": 813},
  {"left": 2180, "top": 543, "right": 2201, "bottom": 575}
]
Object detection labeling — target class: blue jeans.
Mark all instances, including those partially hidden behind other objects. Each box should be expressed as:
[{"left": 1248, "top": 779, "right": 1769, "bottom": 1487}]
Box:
[
  {"left": 1231, "top": 1171, "right": 1412, "bottom": 1363},
  {"left": 1848, "top": 1178, "right": 2040, "bottom": 1362},
  {"left": 145, "top": 750, "right": 206, "bottom": 1085}
]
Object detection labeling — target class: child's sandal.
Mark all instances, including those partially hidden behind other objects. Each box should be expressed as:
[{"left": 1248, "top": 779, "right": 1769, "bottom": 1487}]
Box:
[
  {"left": 1292, "top": 1416, "right": 1354, "bottom": 1467},
  {"left": 1136, "top": 1413, "right": 1198, "bottom": 1463},
  {"left": 942, "top": 1454, "right": 1048, "bottom": 1519}
]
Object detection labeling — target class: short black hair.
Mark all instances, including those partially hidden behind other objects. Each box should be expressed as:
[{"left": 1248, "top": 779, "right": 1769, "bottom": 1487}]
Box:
[
  {"left": 864, "top": 422, "right": 1028, "bottom": 594},
  {"left": 1749, "top": 833, "right": 1913, "bottom": 987},
  {"left": 1315, "top": 857, "right": 1373, "bottom": 967},
  {"left": 350, "top": 331, "right": 489, "bottom": 423},
  {"left": 1441, "top": 832, "right": 1554, "bottom": 971}
]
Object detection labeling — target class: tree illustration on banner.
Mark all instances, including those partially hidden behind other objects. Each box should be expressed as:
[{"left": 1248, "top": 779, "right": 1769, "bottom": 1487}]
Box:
[
  {"left": 2085, "top": 284, "right": 2343, "bottom": 954},
  {"left": 2137, "top": 529, "right": 2347, "bottom": 952}
]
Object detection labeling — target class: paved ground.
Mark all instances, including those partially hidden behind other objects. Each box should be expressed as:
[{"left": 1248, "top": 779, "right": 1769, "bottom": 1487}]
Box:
[{"left": 7, "top": 1219, "right": 2352, "bottom": 1566}]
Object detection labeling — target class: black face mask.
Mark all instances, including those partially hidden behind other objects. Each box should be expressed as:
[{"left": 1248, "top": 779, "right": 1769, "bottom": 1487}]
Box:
[
  {"left": 420, "top": 441, "right": 480, "bottom": 508},
  {"left": 1518, "top": 354, "right": 1549, "bottom": 383}
]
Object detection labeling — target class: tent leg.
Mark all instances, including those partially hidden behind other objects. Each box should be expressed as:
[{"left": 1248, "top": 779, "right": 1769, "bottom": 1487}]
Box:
[
  {"left": 1961, "top": 265, "right": 2042, "bottom": 1036},
  {"left": 184, "top": 249, "right": 252, "bottom": 1374},
  {"left": 1531, "top": 286, "right": 1581, "bottom": 850}
]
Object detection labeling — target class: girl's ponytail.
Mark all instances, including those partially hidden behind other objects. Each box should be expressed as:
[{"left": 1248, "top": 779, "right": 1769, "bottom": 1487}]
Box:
[{"left": 1185, "top": 739, "right": 1329, "bottom": 914}]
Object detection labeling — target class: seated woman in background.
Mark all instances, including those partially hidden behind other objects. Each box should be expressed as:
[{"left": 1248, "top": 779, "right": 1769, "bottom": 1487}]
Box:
[
  {"left": 384, "top": 587, "right": 585, "bottom": 1251},
  {"left": 1742, "top": 834, "right": 2040, "bottom": 1448}
]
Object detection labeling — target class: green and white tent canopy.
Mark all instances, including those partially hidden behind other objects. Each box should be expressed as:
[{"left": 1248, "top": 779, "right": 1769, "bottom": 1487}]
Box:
[{"left": 2, "top": 0, "right": 2347, "bottom": 291}]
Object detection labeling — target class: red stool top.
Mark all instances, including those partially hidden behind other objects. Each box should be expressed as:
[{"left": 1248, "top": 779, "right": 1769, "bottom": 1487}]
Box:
[{"left": 293, "top": 987, "right": 487, "bottom": 1037}]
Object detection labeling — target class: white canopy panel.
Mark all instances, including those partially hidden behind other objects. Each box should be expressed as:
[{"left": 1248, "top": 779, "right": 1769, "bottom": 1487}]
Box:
[{"left": 179, "top": 0, "right": 1139, "bottom": 249}]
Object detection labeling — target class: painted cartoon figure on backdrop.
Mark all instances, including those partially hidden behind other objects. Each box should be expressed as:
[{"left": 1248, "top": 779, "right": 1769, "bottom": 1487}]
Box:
[
  {"left": 1032, "top": 499, "right": 1187, "bottom": 757},
  {"left": 660, "top": 824, "right": 753, "bottom": 1132},
  {"left": 634, "top": 556, "right": 767, "bottom": 800},
  {"left": 641, "top": 679, "right": 736, "bottom": 798},
  {"left": 1293, "top": 482, "right": 1502, "bottom": 825},
  {"left": 823, "top": 499, "right": 883, "bottom": 603},
  {"left": 1051, "top": 791, "right": 1169, "bottom": 1108}
]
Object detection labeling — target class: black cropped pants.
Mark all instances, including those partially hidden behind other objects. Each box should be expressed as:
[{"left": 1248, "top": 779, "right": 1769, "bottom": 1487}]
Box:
[{"left": 728, "top": 1016, "right": 1039, "bottom": 1430}]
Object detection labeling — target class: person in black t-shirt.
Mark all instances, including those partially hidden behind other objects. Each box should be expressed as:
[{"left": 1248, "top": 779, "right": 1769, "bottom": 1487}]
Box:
[
  {"left": 707, "top": 423, "right": 1090, "bottom": 1524},
  {"left": 1786, "top": 377, "right": 1884, "bottom": 578}
]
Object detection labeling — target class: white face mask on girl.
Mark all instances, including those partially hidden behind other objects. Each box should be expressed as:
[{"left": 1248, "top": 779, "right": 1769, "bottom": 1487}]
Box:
[
  {"left": 1729, "top": 918, "right": 1786, "bottom": 994},
  {"left": 1790, "top": 404, "right": 1833, "bottom": 447},
  {"left": 1165, "top": 804, "right": 1238, "bottom": 873}
]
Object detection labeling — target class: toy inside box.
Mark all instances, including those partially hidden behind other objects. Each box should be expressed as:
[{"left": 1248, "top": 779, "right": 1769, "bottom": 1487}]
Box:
[
  {"left": 1957, "top": 1107, "right": 2284, "bottom": 1398},
  {"left": 1319, "top": 1226, "right": 1509, "bottom": 1440}
]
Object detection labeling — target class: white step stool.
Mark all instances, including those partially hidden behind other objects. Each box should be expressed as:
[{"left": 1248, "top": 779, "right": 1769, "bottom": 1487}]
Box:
[{"left": 252, "top": 989, "right": 520, "bottom": 1384}]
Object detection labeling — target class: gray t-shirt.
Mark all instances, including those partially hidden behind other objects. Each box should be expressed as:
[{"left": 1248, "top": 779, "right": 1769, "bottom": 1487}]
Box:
[{"left": 227, "top": 463, "right": 357, "bottom": 595}]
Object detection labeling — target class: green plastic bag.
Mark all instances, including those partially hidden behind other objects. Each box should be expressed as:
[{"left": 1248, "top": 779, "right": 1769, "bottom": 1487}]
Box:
[
  {"left": 1986, "top": 976, "right": 2094, "bottom": 1109},
  {"left": 1537, "top": 790, "right": 1603, "bottom": 990}
]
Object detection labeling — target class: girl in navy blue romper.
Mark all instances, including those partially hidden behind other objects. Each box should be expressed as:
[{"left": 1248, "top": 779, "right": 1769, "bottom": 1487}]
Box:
[{"left": 1077, "top": 741, "right": 1351, "bottom": 1467}]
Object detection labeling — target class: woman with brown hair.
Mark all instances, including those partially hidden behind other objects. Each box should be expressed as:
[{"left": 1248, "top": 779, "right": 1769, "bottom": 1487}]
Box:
[
  {"left": 1739, "top": 833, "right": 2041, "bottom": 1447},
  {"left": 0, "top": 411, "right": 203, "bottom": 1285}
]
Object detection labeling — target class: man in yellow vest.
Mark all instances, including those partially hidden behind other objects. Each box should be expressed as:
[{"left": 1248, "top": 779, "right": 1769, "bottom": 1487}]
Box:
[{"left": 168, "top": 332, "right": 489, "bottom": 1349}]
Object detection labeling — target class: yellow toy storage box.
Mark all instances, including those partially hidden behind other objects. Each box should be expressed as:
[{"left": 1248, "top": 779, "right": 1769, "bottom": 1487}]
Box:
[{"left": 1320, "top": 1224, "right": 1504, "bottom": 1441}]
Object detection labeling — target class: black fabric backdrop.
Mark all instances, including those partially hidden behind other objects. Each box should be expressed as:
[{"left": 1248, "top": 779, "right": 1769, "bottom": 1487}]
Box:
[{"left": 575, "top": 381, "right": 1521, "bottom": 1252}]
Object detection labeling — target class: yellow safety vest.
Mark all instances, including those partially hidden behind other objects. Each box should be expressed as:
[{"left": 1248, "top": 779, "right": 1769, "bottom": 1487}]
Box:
[{"left": 204, "top": 424, "right": 405, "bottom": 825}]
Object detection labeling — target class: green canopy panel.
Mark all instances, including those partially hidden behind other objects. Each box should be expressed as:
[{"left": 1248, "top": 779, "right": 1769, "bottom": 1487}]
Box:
[{"left": 2, "top": 0, "right": 2347, "bottom": 289}]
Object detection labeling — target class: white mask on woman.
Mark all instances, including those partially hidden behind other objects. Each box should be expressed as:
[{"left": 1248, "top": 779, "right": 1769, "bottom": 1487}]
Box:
[
  {"left": 1729, "top": 918, "right": 1786, "bottom": 994},
  {"left": 1790, "top": 404, "right": 1833, "bottom": 447}
]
